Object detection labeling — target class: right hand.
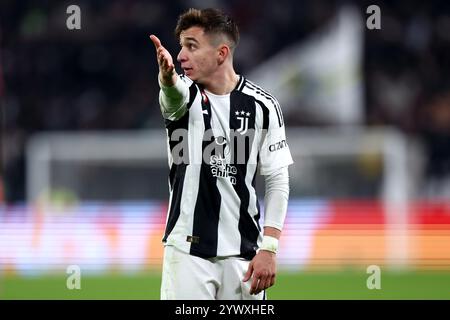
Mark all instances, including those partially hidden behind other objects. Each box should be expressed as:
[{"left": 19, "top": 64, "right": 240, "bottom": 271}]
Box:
[{"left": 150, "top": 34, "right": 176, "bottom": 86}]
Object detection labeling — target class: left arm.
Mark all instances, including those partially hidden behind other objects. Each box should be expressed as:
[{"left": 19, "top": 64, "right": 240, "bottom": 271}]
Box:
[{"left": 243, "top": 167, "right": 289, "bottom": 295}]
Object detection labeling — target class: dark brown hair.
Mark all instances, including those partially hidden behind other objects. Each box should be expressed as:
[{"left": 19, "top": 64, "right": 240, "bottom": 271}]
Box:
[{"left": 175, "top": 8, "right": 239, "bottom": 50}]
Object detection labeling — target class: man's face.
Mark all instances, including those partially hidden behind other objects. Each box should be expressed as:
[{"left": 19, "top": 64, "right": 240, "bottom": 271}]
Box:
[{"left": 177, "top": 26, "right": 220, "bottom": 83}]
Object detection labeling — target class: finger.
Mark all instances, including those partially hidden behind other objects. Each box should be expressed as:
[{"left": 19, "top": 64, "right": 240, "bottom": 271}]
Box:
[
  {"left": 157, "top": 51, "right": 167, "bottom": 63},
  {"left": 149, "top": 34, "right": 161, "bottom": 49},
  {"left": 162, "top": 58, "right": 174, "bottom": 73},
  {"left": 255, "top": 275, "right": 268, "bottom": 294},
  {"left": 243, "top": 263, "right": 253, "bottom": 282},
  {"left": 270, "top": 274, "right": 276, "bottom": 287},
  {"left": 157, "top": 53, "right": 164, "bottom": 65},
  {"left": 160, "top": 55, "right": 170, "bottom": 70},
  {"left": 250, "top": 275, "right": 259, "bottom": 295},
  {"left": 167, "top": 63, "right": 174, "bottom": 74},
  {"left": 161, "top": 56, "right": 168, "bottom": 68},
  {"left": 157, "top": 47, "right": 165, "bottom": 56},
  {"left": 161, "top": 50, "right": 172, "bottom": 62},
  {"left": 263, "top": 275, "right": 272, "bottom": 291},
  {"left": 159, "top": 51, "right": 173, "bottom": 69}
]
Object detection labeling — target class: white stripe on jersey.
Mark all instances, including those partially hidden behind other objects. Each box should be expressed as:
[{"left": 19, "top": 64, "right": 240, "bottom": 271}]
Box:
[{"left": 207, "top": 92, "right": 242, "bottom": 256}]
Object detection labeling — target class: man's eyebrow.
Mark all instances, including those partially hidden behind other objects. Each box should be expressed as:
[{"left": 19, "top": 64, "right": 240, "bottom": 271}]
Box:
[{"left": 181, "top": 37, "right": 199, "bottom": 44}]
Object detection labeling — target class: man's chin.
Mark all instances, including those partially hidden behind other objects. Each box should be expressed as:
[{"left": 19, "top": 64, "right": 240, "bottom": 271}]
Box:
[{"left": 184, "top": 73, "right": 197, "bottom": 81}]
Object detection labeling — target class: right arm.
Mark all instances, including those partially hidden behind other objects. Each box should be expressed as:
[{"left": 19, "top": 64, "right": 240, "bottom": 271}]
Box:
[{"left": 150, "top": 34, "right": 189, "bottom": 121}]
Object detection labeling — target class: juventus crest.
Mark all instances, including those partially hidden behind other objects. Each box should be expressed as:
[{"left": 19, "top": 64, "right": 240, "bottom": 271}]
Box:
[{"left": 235, "top": 110, "right": 251, "bottom": 134}]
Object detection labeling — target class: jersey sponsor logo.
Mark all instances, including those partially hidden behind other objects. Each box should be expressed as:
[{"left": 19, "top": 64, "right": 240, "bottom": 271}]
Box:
[
  {"left": 209, "top": 136, "right": 237, "bottom": 185},
  {"left": 210, "top": 155, "right": 237, "bottom": 185},
  {"left": 269, "top": 139, "right": 287, "bottom": 152},
  {"left": 235, "top": 110, "right": 251, "bottom": 135}
]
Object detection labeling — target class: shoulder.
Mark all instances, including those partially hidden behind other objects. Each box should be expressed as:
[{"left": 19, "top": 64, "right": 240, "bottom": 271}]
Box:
[
  {"left": 241, "top": 78, "right": 280, "bottom": 110},
  {"left": 178, "top": 74, "right": 201, "bottom": 108},
  {"left": 240, "top": 78, "right": 284, "bottom": 127}
]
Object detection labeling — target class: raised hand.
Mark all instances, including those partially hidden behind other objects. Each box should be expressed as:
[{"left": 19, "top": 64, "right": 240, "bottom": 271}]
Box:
[{"left": 150, "top": 34, "right": 176, "bottom": 86}]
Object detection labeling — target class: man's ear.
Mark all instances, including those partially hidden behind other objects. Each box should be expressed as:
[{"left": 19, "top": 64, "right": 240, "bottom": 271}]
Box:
[{"left": 217, "top": 44, "right": 230, "bottom": 65}]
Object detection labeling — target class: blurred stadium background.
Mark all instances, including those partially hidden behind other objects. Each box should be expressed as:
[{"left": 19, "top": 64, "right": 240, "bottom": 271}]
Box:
[{"left": 1, "top": 0, "right": 450, "bottom": 299}]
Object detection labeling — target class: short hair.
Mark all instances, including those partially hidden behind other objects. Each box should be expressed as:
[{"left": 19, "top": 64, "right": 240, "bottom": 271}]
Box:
[{"left": 175, "top": 8, "right": 239, "bottom": 50}]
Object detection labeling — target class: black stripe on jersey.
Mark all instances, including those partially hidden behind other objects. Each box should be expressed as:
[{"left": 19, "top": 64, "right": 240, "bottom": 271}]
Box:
[
  {"left": 163, "top": 163, "right": 187, "bottom": 242},
  {"left": 190, "top": 88, "right": 222, "bottom": 258},
  {"left": 167, "top": 111, "right": 190, "bottom": 190},
  {"left": 187, "top": 83, "right": 198, "bottom": 109},
  {"left": 163, "top": 109, "right": 190, "bottom": 242},
  {"left": 230, "top": 91, "right": 260, "bottom": 260},
  {"left": 252, "top": 164, "right": 261, "bottom": 233},
  {"left": 245, "top": 81, "right": 283, "bottom": 127}
]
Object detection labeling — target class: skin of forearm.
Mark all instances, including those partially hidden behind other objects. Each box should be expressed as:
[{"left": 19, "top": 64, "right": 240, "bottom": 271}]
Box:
[{"left": 263, "top": 226, "right": 281, "bottom": 240}]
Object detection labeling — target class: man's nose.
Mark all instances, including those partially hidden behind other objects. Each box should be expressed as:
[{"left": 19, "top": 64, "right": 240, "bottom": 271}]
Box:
[{"left": 177, "top": 48, "right": 187, "bottom": 63}]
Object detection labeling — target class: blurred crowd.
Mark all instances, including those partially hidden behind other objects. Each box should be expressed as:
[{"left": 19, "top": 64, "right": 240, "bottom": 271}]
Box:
[{"left": 0, "top": 0, "right": 449, "bottom": 202}]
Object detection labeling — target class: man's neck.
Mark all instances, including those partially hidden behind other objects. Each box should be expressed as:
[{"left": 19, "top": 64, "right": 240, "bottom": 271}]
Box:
[{"left": 202, "top": 68, "right": 239, "bottom": 95}]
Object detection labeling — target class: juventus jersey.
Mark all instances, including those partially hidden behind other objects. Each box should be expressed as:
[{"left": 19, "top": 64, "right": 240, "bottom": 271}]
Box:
[{"left": 161, "top": 74, "right": 293, "bottom": 260}]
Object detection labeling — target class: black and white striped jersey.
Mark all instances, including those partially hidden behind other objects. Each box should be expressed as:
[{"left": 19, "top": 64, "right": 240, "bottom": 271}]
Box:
[{"left": 161, "top": 74, "right": 293, "bottom": 260}]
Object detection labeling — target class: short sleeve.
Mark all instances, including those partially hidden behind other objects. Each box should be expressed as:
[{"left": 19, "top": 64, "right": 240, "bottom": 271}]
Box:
[{"left": 258, "top": 99, "right": 294, "bottom": 175}]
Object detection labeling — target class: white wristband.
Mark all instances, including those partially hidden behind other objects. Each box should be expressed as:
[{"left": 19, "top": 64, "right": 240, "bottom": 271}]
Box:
[{"left": 260, "top": 235, "right": 279, "bottom": 254}]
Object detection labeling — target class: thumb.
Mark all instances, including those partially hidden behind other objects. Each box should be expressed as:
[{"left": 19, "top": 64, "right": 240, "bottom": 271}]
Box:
[
  {"left": 149, "top": 34, "right": 161, "bottom": 49},
  {"left": 243, "top": 262, "right": 253, "bottom": 282}
]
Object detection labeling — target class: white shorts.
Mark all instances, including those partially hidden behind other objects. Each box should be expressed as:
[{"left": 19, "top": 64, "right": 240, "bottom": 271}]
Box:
[{"left": 160, "top": 245, "right": 265, "bottom": 300}]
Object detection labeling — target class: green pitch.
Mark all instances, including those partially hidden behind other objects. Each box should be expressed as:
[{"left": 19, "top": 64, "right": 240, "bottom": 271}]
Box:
[{"left": 1, "top": 270, "right": 450, "bottom": 300}]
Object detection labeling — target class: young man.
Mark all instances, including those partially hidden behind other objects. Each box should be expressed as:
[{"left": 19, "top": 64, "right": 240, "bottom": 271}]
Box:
[{"left": 150, "top": 8, "right": 293, "bottom": 300}]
